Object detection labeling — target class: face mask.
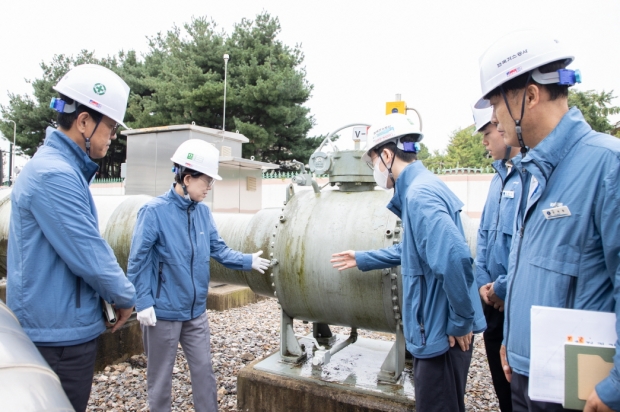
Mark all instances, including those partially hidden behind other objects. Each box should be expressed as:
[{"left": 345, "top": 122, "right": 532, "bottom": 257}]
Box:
[{"left": 373, "top": 157, "right": 390, "bottom": 190}]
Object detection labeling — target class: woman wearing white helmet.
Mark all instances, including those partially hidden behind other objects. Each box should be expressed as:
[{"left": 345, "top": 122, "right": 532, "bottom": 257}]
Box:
[
  {"left": 333, "top": 113, "right": 486, "bottom": 412},
  {"left": 476, "top": 31, "right": 620, "bottom": 412},
  {"left": 127, "top": 139, "right": 270, "bottom": 412}
]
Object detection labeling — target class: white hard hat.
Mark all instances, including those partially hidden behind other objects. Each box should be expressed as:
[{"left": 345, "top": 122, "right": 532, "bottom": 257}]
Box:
[
  {"left": 474, "top": 30, "right": 574, "bottom": 109},
  {"left": 171, "top": 139, "right": 222, "bottom": 180},
  {"left": 53, "top": 64, "right": 131, "bottom": 128},
  {"left": 471, "top": 106, "right": 493, "bottom": 135},
  {"left": 362, "top": 113, "right": 423, "bottom": 165}
]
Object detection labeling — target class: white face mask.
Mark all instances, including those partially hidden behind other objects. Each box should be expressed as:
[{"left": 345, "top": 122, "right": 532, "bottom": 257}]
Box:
[{"left": 373, "top": 157, "right": 390, "bottom": 190}]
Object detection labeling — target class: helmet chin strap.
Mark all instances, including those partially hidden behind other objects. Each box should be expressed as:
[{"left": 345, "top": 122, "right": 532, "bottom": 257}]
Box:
[
  {"left": 174, "top": 167, "right": 193, "bottom": 201},
  {"left": 504, "top": 146, "right": 513, "bottom": 161},
  {"left": 82, "top": 116, "right": 102, "bottom": 157},
  {"left": 500, "top": 72, "right": 532, "bottom": 157},
  {"left": 379, "top": 150, "right": 396, "bottom": 188}
]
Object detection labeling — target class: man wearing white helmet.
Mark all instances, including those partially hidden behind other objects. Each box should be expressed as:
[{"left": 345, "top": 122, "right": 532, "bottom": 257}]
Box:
[
  {"left": 332, "top": 113, "right": 486, "bottom": 412},
  {"left": 7, "top": 64, "right": 137, "bottom": 411},
  {"left": 127, "top": 139, "right": 270, "bottom": 412},
  {"left": 473, "top": 105, "right": 521, "bottom": 412},
  {"left": 476, "top": 30, "right": 620, "bottom": 412}
]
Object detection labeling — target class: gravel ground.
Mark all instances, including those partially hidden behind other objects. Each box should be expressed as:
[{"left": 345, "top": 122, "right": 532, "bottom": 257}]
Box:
[{"left": 88, "top": 298, "right": 499, "bottom": 411}]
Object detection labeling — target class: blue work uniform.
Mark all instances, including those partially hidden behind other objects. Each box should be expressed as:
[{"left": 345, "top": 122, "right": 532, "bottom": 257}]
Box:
[
  {"left": 504, "top": 108, "right": 620, "bottom": 410},
  {"left": 356, "top": 161, "right": 486, "bottom": 359},
  {"left": 475, "top": 159, "right": 520, "bottom": 299},
  {"left": 7, "top": 128, "right": 136, "bottom": 346},
  {"left": 475, "top": 157, "right": 521, "bottom": 412},
  {"left": 128, "top": 185, "right": 252, "bottom": 319}
]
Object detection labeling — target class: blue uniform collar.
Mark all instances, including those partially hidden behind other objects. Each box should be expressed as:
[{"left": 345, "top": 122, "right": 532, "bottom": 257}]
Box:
[
  {"left": 167, "top": 183, "right": 197, "bottom": 210},
  {"left": 492, "top": 159, "right": 509, "bottom": 181},
  {"left": 44, "top": 127, "right": 99, "bottom": 183},
  {"left": 386, "top": 161, "right": 423, "bottom": 218},
  {"left": 514, "top": 107, "right": 591, "bottom": 181}
]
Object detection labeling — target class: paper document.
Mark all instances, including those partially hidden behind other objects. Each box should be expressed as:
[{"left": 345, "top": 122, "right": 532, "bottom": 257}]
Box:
[{"left": 529, "top": 306, "right": 616, "bottom": 404}]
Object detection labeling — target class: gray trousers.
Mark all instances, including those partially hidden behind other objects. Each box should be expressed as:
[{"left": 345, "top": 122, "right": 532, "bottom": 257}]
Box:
[{"left": 142, "top": 311, "right": 218, "bottom": 412}]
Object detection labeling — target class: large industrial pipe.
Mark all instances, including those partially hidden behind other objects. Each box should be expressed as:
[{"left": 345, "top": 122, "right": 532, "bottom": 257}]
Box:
[
  {"left": 0, "top": 300, "right": 74, "bottom": 411},
  {"left": 0, "top": 188, "right": 479, "bottom": 335}
]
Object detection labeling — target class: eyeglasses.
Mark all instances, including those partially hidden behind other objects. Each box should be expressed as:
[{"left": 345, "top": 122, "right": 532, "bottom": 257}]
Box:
[
  {"left": 365, "top": 152, "right": 380, "bottom": 170},
  {"left": 197, "top": 174, "right": 215, "bottom": 189},
  {"left": 101, "top": 119, "right": 119, "bottom": 137}
]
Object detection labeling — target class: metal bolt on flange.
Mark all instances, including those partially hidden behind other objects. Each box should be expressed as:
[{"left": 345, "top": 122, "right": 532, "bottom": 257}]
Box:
[{"left": 279, "top": 215, "right": 286, "bottom": 223}]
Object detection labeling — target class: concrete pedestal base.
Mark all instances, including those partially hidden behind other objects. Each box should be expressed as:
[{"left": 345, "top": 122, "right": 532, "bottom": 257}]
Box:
[
  {"left": 238, "top": 336, "right": 415, "bottom": 412},
  {"left": 95, "top": 314, "right": 143, "bottom": 372},
  {"left": 207, "top": 284, "right": 266, "bottom": 311}
]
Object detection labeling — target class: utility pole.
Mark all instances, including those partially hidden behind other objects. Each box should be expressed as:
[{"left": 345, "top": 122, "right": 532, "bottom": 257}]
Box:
[
  {"left": 7, "top": 120, "right": 16, "bottom": 186},
  {"left": 222, "top": 53, "right": 229, "bottom": 132}
]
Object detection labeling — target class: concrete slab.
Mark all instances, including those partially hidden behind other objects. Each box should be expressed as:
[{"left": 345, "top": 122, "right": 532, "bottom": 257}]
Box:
[
  {"left": 207, "top": 284, "right": 266, "bottom": 311},
  {"left": 238, "top": 335, "right": 415, "bottom": 412}
]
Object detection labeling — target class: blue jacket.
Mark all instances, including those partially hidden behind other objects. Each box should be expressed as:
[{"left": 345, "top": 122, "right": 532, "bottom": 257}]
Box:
[
  {"left": 356, "top": 161, "right": 486, "bottom": 358},
  {"left": 7, "top": 128, "right": 136, "bottom": 346},
  {"left": 504, "top": 108, "right": 620, "bottom": 410},
  {"left": 475, "top": 159, "right": 521, "bottom": 300},
  {"left": 127, "top": 186, "right": 252, "bottom": 321}
]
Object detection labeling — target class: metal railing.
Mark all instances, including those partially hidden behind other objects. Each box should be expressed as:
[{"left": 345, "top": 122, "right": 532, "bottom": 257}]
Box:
[
  {"left": 262, "top": 167, "right": 495, "bottom": 179},
  {"left": 92, "top": 178, "right": 124, "bottom": 184}
]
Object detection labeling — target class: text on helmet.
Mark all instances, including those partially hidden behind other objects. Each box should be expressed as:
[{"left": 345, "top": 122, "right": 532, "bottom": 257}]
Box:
[{"left": 496, "top": 49, "right": 528, "bottom": 68}]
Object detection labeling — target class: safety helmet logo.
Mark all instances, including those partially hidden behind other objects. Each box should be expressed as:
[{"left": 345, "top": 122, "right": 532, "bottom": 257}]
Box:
[
  {"left": 187, "top": 153, "right": 194, "bottom": 160},
  {"left": 93, "top": 83, "right": 107, "bottom": 95},
  {"left": 506, "top": 67, "right": 522, "bottom": 78}
]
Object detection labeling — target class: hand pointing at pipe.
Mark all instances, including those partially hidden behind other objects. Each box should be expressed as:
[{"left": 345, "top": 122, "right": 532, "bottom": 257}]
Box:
[{"left": 331, "top": 250, "right": 357, "bottom": 271}]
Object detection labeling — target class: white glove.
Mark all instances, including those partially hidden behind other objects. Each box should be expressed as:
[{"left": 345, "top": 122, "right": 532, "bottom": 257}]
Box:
[
  {"left": 251, "top": 250, "right": 270, "bottom": 274},
  {"left": 137, "top": 306, "right": 157, "bottom": 327}
]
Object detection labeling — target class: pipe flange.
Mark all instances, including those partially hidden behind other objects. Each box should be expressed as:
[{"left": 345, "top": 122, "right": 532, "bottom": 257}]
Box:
[
  {"left": 269, "top": 208, "right": 285, "bottom": 302},
  {"left": 389, "top": 219, "right": 403, "bottom": 324}
]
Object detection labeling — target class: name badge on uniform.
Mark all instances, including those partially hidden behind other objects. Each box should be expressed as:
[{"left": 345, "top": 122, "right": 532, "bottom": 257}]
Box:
[
  {"left": 502, "top": 190, "right": 515, "bottom": 199},
  {"left": 542, "top": 205, "right": 571, "bottom": 220}
]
